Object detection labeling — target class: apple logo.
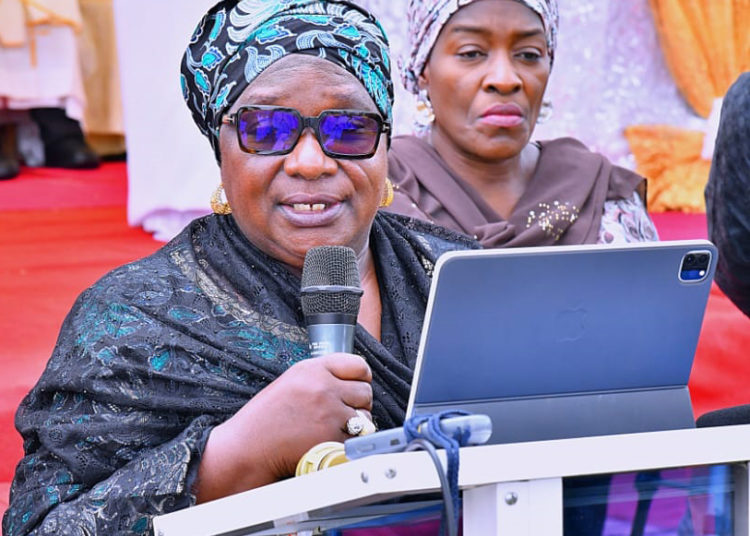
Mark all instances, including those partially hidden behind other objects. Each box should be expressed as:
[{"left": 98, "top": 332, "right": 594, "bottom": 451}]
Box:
[{"left": 554, "top": 308, "right": 587, "bottom": 342}]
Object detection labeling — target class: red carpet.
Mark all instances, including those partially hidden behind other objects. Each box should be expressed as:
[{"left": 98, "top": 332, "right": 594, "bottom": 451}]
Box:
[
  {"left": 0, "top": 163, "right": 163, "bottom": 515},
  {"left": 0, "top": 164, "right": 129, "bottom": 211},
  {"left": 1, "top": 165, "right": 749, "bottom": 519}
]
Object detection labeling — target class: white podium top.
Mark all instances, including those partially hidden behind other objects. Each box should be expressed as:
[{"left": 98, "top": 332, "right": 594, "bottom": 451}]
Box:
[{"left": 154, "top": 424, "right": 750, "bottom": 536}]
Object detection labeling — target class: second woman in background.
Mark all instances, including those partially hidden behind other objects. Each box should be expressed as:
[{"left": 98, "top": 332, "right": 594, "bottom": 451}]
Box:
[
  {"left": 386, "top": 0, "right": 658, "bottom": 247},
  {"left": 386, "top": 2, "right": 652, "bottom": 533}
]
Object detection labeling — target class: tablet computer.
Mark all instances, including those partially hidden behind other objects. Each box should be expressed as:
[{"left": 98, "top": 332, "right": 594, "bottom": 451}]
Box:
[{"left": 405, "top": 240, "right": 717, "bottom": 444}]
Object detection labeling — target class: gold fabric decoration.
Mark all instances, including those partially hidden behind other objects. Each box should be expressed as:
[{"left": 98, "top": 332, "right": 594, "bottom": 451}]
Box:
[
  {"left": 79, "top": 0, "right": 124, "bottom": 137},
  {"left": 624, "top": 0, "right": 749, "bottom": 212},
  {"left": 525, "top": 200, "right": 580, "bottom": 242},
  {"left": 624, "top": 125, "right": 710, "bottom": 213},
  {"left": 648, "top": 0, "right": 750, "bottom": 118}
]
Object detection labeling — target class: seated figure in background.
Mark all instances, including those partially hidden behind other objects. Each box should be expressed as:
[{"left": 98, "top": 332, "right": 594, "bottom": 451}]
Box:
[
  {"left": 385, "top": 1, "right": 663, "bottom": 533},
  {"left": 0, "top": 0, "right": 99, "bottom": 180},
  {"left": 1, "top": 1, "right": 478, "bottom": 534},
  {"left": 385, "top": 0, "right": 658, "bottom": 247}
]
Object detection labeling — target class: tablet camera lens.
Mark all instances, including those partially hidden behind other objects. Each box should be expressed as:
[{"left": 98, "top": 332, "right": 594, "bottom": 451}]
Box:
[{"left": 680, "top": 252, "right": 710, "bottom": 282}]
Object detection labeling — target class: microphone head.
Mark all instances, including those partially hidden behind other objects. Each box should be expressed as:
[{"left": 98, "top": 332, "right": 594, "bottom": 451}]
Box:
[{"left": 301, "top": 246, "right": 363, "bottom": 319}]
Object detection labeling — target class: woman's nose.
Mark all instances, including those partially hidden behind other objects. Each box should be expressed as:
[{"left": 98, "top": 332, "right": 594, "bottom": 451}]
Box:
[
  {"left": 283, "top": 129, "right": 338, "bottom": 180},
  {"left": 482, "top": 53, "right": 522, "bottom": 94}
]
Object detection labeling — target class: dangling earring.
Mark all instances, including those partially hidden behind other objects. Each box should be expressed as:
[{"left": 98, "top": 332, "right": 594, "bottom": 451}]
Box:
[
  {"left": 537, "top": 99, "right": 553, "bottom": 124},
  {"left": 413, "top": 89, "right": 435, "bottom": 136},
  {"left": 210, "top": 183, "right": 232, "bottom": 214},
  {"left": 379, "top": 178, "right": 394, "bottom": 208}
]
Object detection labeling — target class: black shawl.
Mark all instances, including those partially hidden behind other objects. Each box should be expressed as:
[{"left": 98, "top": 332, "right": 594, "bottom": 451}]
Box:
[{"left": 3, "top": 212, "right": 477, "bottom": 536}]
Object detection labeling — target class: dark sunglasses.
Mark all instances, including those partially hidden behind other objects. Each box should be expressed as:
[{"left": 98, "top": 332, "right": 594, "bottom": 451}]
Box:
[{"left": 222, "top": 105, "right": 391, "bottom": 159}]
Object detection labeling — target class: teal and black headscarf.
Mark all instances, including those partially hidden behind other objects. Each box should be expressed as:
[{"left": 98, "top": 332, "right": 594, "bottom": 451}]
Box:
[{"left": 181, "top": 0, "right": 394, "bottom": 162}]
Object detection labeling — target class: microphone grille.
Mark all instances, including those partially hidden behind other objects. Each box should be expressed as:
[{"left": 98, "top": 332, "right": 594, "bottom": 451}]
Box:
[
  {"left": 301, "top": 246, "right": 362, "bottom": 317},
  {"left": 302, "top": 246, "right": 361, "bottom": 288}
]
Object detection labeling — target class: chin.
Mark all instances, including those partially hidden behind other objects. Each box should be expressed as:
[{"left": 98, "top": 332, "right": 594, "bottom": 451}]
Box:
[
  {"left": 463, "top": 131, "right": 525, "bottom": 159},
  {"left": 476, "top": 143, "right": 525, "bottom": 161},
  {"left": 294, "top": 232, "right": 350, "bottom": 254}
]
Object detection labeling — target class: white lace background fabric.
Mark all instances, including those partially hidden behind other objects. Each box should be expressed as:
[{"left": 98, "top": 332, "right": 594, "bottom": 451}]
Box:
[{"left": 121, "top": 0, "right": 708, "bottom": 241}]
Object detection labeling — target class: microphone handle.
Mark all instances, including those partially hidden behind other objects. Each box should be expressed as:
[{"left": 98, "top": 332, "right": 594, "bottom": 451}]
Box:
[{"left": 308, "top": 323, "right": 356, "bottom": 357}]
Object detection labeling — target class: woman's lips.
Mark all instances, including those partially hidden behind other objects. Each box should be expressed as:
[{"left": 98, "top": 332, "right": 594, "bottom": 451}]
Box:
[
  {"left": 479, "top": 103, "right": 524, "bottom": 128},
  {"left": 480, "top": 114, "right": 524, "bottom": 128},
  {"left": 279, "top": 196, "right": 344, "bottom": 226}
]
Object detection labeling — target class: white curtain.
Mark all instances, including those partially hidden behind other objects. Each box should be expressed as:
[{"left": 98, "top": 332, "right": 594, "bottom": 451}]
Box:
[{"left": 114, "top": 0, "right": 218, "bottom": 241}]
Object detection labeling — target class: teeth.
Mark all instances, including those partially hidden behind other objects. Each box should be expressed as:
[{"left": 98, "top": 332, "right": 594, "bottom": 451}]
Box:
[{"left": 292, "top": 203, "right": 327, "bottom": 212}]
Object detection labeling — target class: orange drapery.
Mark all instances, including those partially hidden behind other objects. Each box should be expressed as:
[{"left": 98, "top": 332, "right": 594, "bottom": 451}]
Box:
[
  {"left": 648, "top": 0, "right": 750, "bottom": 118},
  {"left": 626, "top": 0, "right": 750, "bottom": 212}
]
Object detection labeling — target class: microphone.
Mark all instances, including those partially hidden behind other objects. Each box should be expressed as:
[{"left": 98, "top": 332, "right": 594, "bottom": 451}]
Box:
[{"left": 301, "top": 246, "right": 364, "bottom": 357}]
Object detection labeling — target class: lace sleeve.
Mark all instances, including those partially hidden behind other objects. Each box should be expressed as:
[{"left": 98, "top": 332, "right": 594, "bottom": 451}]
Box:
[{"left": 598, "top": 192, "right": 660, "bottom": 244}]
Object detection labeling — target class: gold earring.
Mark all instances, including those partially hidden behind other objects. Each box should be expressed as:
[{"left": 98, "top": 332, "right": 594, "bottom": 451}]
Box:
[
  {"left": 415, "top": 89, "right": 435, "bottom": 127},
  {"left": 413, "top": 89, "right": 435, "bottom": 137},
  {"left": 210, "top": 184, "right": 232, "bottom": 214},
  {"left": 537, "top": 100, "right": 553, "bottom": 124},
  {"left": 380, "top": 178, "right": 394, "bottom": 208}
]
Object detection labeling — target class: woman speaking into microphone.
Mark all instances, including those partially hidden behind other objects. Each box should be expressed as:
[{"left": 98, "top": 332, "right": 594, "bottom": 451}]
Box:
[{"left": 2, "top": 2, "right": 477, "bottom": 534}]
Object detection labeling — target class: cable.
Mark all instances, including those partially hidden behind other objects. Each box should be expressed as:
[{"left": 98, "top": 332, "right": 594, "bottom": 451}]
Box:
[
  {"left": 404, "top": 411, "right": 472, "bottom": 536},
  {"left": 405, "top": 438, "right": 457, "bottom": 536}
]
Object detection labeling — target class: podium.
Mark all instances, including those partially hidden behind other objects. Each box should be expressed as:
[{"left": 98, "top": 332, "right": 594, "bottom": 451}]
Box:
[{"left": 154, "top": 424, "right": 750, "bottom": 535}]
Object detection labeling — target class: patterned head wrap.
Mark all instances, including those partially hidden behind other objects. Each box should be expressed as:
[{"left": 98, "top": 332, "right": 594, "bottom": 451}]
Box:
[
  {"left": 401, "top": 0, "right": 559, "bottom": 94},
  {"left": 181, "top": 0, "right": 394, "bottom": 161}
]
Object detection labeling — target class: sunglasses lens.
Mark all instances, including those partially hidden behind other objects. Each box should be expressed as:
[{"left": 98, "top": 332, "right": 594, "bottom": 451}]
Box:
[
  {"left": 237, "top": 108, "right": 301, "bottom": 153},
  {"left": 319, "top": 113, "right": 381, "bottom": 156}
]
